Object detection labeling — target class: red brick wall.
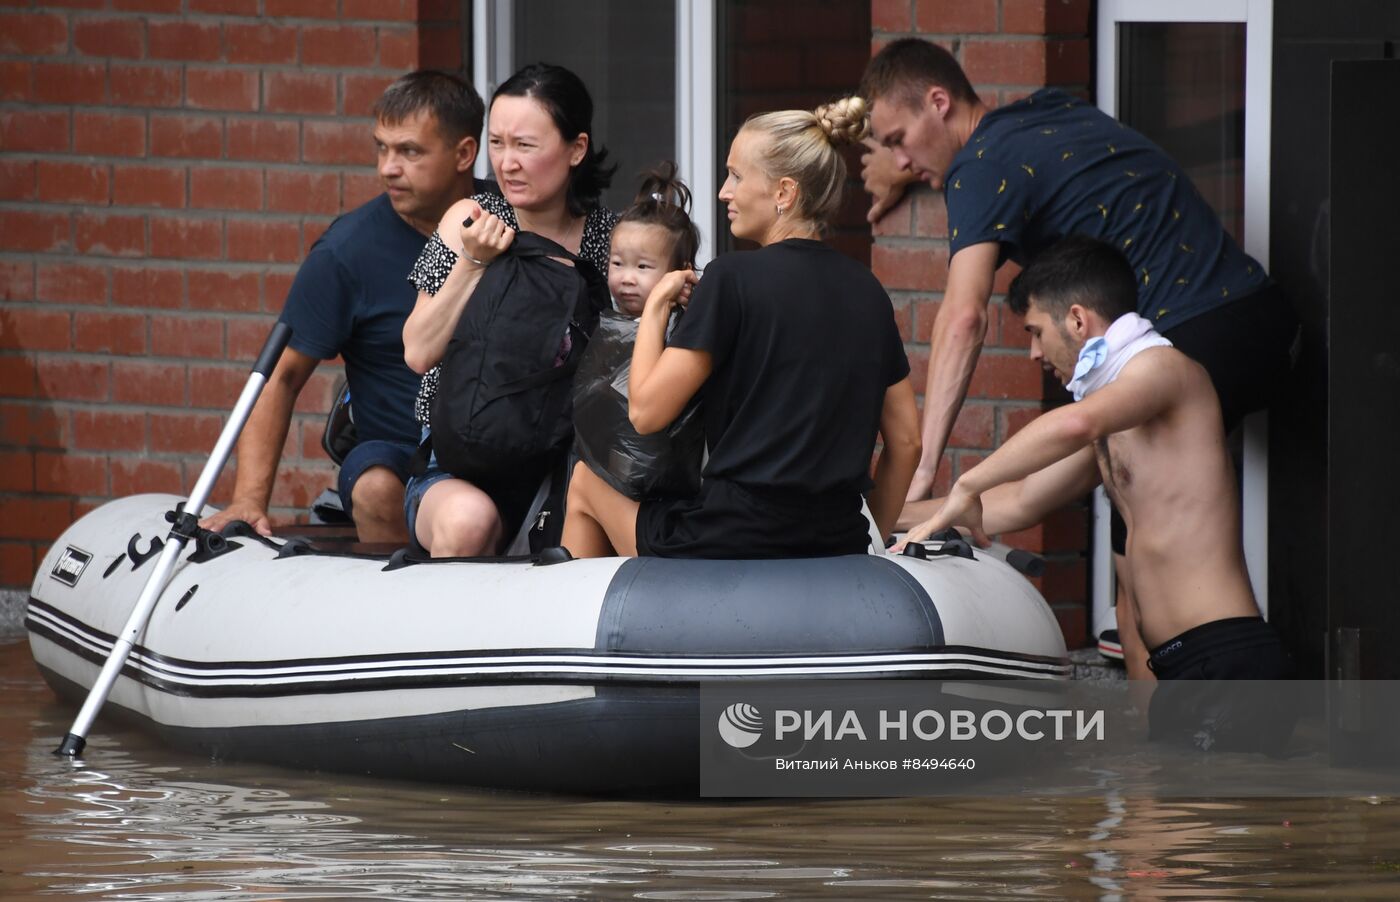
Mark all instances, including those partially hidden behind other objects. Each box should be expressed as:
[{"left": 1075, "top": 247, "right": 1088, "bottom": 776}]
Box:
[
  {"left": 870, "top": 0, "right": 1093, "bottom": 645},
  {"left": 0, "top": 2, "right": 463, "bottom": 589}
]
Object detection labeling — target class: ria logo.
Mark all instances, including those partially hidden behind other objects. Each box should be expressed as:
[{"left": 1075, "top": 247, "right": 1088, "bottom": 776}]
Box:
[
  {"left": 50, "top": 546, "right": 93, "bottom": 588},
  {"left": 717, "top": 702, "right": 764, "bottom": 749}
]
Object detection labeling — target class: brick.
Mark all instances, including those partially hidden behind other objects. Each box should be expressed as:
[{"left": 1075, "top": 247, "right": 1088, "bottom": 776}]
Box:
[
  {"left": 226, "top": 317, "right": 274, "bottom": 359},
  {"left": 2, "top": 307, "right": 72, "bottom": 353},
  {"left": 112, "top": 266, "right": 184, "bottom": 308},
  {"left": 0, "top": 260, "right": 34, "bottom": 302},
  {"left": 0, "top": 61, "right": 30, "bottom": 101},
  {"left": 0, "top": 402, "right": 63, "bottom": 449},
  {"left": 111, "top": 458, "right": 182, "bottom": 495},
  {"left": 299, "top": 420, "right": 331, "bottom": 460},
  {"left": 342, "top": 171, "right": 380, "bottom": 210},
  {"left": 968, "top": 352, "right": 1043, "bottom": 399},
  {"left": 376, "top": 27, "right": 417, "bottom": 71},
  {"left": 74, "top": 111, "right": 145, "bottom": 157},
  {"left": 226, "top": 117, "right": 300, "bottom": 162},
  {"left": 36, "top": 358, "right": 108, "bottom": 402},
  {"left": 295, "top": 370, "right": 337, "bottom": 413},
  {"left": 188, "top": 0, "right": 258, "bottom": 13},
  {"left": 226, "top": 219, "right": 300, "bottom": 262},
  {"left": 74, "top": 311, "right": 147, "bottom": 355},
  {"left": 263, "top": 271, "right": 295, "bottom": 311},
  {"left": 151, "top": 315, "right": 224, "bottom": 358},
  {"left": 0, "top": 450, "right": 35, "bottom": 492},
  {"left": 73, "top": 16, "right": 144, "bottom": 59},
  {"left": 36, "top": 262, "right": 109, "bottom": 306},
  {"left": 417, "top": 0, "right": 460, "bottom": 18},
  {"left": 343, "top": 73, "right": 395, "bottom": 118},
  {"left": 191, "top": 166, "right": 263, "bottom": 211},
  {"left": 0, "top": 109, "right": 70, "bottom": 153},
  {"left": 36, "top": 452, "right": 108, "bottom": 496},
  {"left": 110, "top": 164, "right": 185, "bottom": 209},
  {"left": 147, "top": 21, "right": 222, "bottom": 62},
  {"left": 150, "top": 215, "right": 222, "bottom": 260},
  {"left": 265, "top": 0, "right": 339, "bottom": 15},
  {"left": 113, "top": 359, "right": 185, "bottom": 405},
  {"left": 33, "top": 62, "right": 107, "bottom": 106},
  {"left": 871, "top": 195, "right": 912, "bottom": 237},
  {"left": 186, "top": 67, "right": 259, "bottom": 112},
  {"left": 187, "top": 363, "right": 247, "bottom": 407},
  {"left": 998, "top": 405, "right": 1041, "bottom": 441},
  {"left": 0, "top": 210, "right": 69, "bottom": 254},
  {"left": 74, "top": 212, "right": 146, "bottom": 257},
  {"left": 947, "top": 403, "right": 995, "bottom": 449},
  {"left": 0, "top": 159, "right": 35, "bottom": 201},
  {"left": 71, "top": 409, "right": 144, "bottom": 451},
  {"left": 262, "top": 169, "right": 337, "bottom": 216},
  {"left": 872, "top": 0, "right": 912, "bottom": 32},
  {"left": 225, "top": 22, "right": 297, "bottom": 65},
  {"left": 301, "top": 24, "right": 376, "bottom": 67},
  {"left": 302, "top": 217, "right": 330, "bottom": 250},
  {"left": 0, "top": 13, "right": 68, "bottom": 56},
  {"left": 0, "top": 498, "right": 73, "bottom": 542},
  {"left": 36, "top": 161, "right": 108, "bottom": 205},
  {"left": 0, "top": 542, "right": 35, "bottom": 589},
  {"left": 418, "top": 23, "right": 460, "bottom": 70},
  {"left": 0, "top": 356, "right": 38, "bottom": 399},
  {"left": 872, "top": 243, "right": 947, "bottom": 291},
  {"left": 149, "top": 411, "right": 222, "bottom": 453},
  {"left": 1005, "top": 0, "right": 1091, "bottom": 35},
  {"left": 263, "top": 70, "right": 336, "bottom": 115},
  {"left": 189, "top": 268, "right": 260, "bottom": 312},
  {"left": 1046, "top": 38, "right": 1091, "bottom": 86},
  {"left": 113, "top": 0, "right": 182, "bottom": 11},
  {"left": 963, "top": 39, "right": 1046, "bottom": 87},
  {"left": 991, "top": 259, "right": 1023, "bottom": 294},
  {"left": 913, "top": 192, "right": 949, "bottom": 237},
  {"left": 915, "top": 0, "right": 997, "bottom": 34},
  {"left": 344, "top": 0, "right": 414, "bottom": 20},
  {"left": 269, "top": 463, "right": 335, "bottom": 508},
  {"left": 151, "top": 114, "right": 224, "bottom": 158},
  {"left": 109, "top": 64, "right": 184, "bottom": 108}
]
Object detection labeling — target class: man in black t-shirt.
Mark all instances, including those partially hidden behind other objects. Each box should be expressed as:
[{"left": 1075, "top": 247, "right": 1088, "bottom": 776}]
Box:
[
  {"left": 201, "top": 71, "right": 488, "bottom": 543},
  {"left": 860, "top": 39, "right": 1297, "bottom": 676}
]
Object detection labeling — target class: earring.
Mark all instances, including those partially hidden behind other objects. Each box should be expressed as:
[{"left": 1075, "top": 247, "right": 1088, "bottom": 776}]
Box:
[{"left": 775, "top": 203, "right": 784, "bottom": 216}]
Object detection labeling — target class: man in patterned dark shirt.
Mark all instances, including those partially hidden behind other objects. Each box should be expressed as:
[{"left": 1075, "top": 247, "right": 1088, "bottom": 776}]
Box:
[{"left": 862, "top": 39, "right": 1297, "bottom": 677}]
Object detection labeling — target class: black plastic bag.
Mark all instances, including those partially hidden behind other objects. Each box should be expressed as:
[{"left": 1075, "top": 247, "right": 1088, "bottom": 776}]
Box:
[{"left": 572, "top": 310, "right": 704, "bottom": 501}]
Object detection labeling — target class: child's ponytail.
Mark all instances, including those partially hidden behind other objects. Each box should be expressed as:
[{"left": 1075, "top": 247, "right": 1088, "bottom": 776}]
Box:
[{"left": 618, "top": 161, "right": 701, "bottom": 271}]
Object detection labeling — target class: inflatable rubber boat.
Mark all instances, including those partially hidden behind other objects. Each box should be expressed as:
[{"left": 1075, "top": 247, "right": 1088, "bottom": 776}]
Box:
[{"left": 27, "top": 494, "right": 1070, "bottom": 793}]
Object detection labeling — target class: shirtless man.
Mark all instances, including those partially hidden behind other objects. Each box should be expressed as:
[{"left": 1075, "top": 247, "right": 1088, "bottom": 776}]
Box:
[{"left": 898, "top": 236, "right": 1291, "bottom": 684}]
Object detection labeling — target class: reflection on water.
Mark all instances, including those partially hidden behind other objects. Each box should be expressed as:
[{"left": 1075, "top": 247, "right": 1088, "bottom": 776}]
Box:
[{"left": 4, "top": 640, "right": 1400, "bottom": 900}]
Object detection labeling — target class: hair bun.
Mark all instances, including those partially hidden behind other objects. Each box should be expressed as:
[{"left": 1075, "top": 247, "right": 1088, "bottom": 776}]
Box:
[{"left": 814, "top": 96, "right": 869, "bottom": 147}]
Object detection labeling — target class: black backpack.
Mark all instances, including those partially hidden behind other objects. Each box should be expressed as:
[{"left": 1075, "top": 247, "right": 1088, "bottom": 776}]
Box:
[{"left": 428, "top": 232, "right": 608, "bottom": 483}]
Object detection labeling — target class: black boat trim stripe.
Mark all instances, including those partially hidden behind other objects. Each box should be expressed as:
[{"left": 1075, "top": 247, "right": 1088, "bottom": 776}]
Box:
[{"left": 25, "top": 600, "right": 1071, "bottom": 698}]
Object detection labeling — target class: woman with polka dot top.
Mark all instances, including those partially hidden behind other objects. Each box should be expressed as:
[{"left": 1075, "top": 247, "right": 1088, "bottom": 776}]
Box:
[{"left": 402, "top": 63, "right": 618, "bottom": 557}]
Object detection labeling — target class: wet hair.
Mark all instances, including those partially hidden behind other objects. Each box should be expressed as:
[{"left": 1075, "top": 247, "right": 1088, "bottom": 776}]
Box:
[
  {"left": 1007, "top": 235, "right": 1140, "bottom": 321},
  {"left": 740, "top": 97, "right": 869, "bottom": 229},
  {"left": 860, "top": 38, "right": 980, "bottom": 109},
  {"left": 371, "top": 69, "right": 485, "bottom": 146},
  {"left": 616, "top": 162, "right": 701, "bottom": 270},
  {"left": 493, "top": 62, "right": 616, "bottom": 216}
]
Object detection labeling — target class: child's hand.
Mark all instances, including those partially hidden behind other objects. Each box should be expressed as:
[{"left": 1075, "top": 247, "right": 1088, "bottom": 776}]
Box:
[
  {"left": 644, "top": 268, "right": 699, "bottom": 313},
  {"left": 458, "top": 200, "right": 515, "bottom": 268}
]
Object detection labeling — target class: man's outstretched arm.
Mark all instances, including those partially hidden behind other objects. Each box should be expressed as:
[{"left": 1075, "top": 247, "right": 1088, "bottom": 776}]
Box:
[
  {"left": 199, "top": 346, "right": 319, "bottom": 536},
  {"left": 906, "top": 241, "right": 1000, "bottom": 501}
]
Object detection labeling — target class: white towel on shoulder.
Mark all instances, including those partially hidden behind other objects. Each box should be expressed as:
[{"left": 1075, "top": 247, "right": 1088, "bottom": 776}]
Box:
[{"left": 1066, "top": 312, "right": 1173, "bottom": 401}]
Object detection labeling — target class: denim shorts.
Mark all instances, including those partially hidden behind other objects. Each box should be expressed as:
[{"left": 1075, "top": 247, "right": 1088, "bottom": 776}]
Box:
[{"left": 336, "top": 438, "right": 418, "bottom": 519}]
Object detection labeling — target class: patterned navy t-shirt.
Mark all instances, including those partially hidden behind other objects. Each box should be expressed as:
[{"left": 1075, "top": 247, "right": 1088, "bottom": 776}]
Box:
[{"left": 944, "top": 88, "right": 1268, "bottom": 331}]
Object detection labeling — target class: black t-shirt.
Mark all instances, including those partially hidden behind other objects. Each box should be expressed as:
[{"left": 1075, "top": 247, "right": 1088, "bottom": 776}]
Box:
[{"left": 669, "top": 239, "right": 909, "bottom": 495}]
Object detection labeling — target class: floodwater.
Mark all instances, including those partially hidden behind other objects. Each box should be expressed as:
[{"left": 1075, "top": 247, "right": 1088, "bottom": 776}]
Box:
[{"left": 3, "top": 640, "right": 1400, "bottom": 901}]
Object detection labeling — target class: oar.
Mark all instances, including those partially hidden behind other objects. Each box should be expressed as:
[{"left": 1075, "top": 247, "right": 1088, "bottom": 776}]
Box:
[{"left": 56, "top": 322, "right": 293, "bottom": 758}]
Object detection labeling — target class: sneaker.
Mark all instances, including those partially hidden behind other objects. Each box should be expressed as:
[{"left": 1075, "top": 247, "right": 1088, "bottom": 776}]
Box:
[{"left": 1098, "top": 629, "right": 1125, "bottom": 662}]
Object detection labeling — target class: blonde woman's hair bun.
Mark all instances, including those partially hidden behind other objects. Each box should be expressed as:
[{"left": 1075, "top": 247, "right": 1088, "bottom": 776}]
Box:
[{"left": 814, "top": 96, "right": 869, "bottom": 146}]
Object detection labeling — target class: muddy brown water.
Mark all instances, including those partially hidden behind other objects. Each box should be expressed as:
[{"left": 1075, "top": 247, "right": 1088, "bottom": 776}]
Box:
[{"left": 3, "top": 640, "right": 1399, "bottom": 900}]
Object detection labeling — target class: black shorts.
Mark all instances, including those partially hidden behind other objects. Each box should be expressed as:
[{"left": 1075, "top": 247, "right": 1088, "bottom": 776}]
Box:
[
  {"left": 1147, "top": 616, "right": 1297, "bottom": 752},
  {"left": 636, "top": 478, "right": 870, "bottom": 559},
  {"left": 1110, "top": 283, "right": 1299, "bottom": 555}
]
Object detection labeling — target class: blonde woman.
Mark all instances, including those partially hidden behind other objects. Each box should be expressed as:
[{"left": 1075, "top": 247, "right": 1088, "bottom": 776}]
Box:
[{"left": 563, "top": 99, "right": 921, "bottom": 559}]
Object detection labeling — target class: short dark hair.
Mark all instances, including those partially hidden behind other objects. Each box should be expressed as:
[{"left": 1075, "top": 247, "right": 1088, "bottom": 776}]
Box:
[
  {"left": 1007, "top": 235, "right": 1140, "bottom": 321},
  {"left": 617, "top": 161, "right": 701, "bottom": 270},
  {"left": 372, "top": 70, "right": 485, "bottom": 146},
  {"left": 493, "top": 62, "right": 616, "bottom": 217},
  {"left": 860, "top": 38, "right": 980, "bottom": 109}
]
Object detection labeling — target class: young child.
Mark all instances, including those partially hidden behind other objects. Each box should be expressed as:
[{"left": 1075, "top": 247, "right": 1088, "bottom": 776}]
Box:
[
  {"left": 898, "top": 235, "right": 1292, "bottom": 746},
  {"left": 570, "top": 164, "right": 703, "bottom": 502}
]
